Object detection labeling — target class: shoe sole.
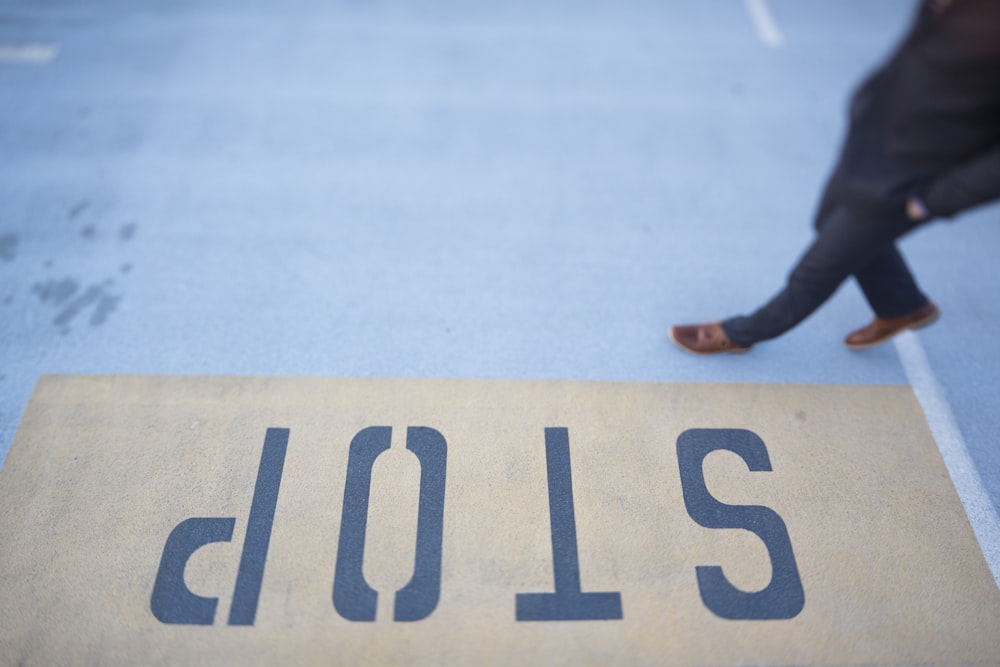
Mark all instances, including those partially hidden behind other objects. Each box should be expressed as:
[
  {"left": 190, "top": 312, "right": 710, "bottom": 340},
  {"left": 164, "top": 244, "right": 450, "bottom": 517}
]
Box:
[
  {"left": 668, "top": 328, "right": 752, "bottom": 355},
  {"left": 844, "top": 308, "right": 940, "bottom": 350}
]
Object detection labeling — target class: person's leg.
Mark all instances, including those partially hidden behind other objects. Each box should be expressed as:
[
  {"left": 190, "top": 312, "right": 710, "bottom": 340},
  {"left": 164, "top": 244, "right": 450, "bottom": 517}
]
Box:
[
  {"left": 814, "top": 182, "right": 929, "bottom": 318},
  {"left": 722, "top": 204, "right": 921, "bottom": 345},
  {"left": 853, "top": 245, "right": 928, "bottom": 318}
]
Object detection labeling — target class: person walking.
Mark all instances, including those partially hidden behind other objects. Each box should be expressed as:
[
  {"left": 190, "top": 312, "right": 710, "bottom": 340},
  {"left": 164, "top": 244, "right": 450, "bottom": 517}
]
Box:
[{"left": 670, "top": 0, "right": 1000, "bottom": 355}]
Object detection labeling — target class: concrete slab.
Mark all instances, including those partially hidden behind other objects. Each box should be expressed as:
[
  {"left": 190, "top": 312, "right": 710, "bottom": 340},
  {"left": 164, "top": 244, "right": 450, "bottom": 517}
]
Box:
[{"left": 2, "top": 1, "right": 1000, "bottom": 661}]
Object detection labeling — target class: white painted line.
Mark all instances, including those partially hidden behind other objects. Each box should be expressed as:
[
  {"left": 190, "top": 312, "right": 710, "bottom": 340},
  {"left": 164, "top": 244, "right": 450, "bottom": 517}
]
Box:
[
  {"left": 0, "top": 44, "right": 60, "bottom": 64},
  {"left": 894, "top": 330, "right": 1000, "bottom": 589},
  {"left": 745, "top": 0, "right": 784, "bottom": 47}
]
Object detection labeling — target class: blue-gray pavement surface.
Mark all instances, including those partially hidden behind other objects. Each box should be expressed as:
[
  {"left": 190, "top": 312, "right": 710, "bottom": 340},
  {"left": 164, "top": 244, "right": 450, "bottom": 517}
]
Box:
[{"left": 1, "top": 0, "right": 998, "bottom": 560}]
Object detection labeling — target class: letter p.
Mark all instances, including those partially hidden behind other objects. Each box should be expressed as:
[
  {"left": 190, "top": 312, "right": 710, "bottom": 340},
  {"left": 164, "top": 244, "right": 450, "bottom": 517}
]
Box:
[{"left": 150, "top": 517, "right": 235, "bottom": 625}]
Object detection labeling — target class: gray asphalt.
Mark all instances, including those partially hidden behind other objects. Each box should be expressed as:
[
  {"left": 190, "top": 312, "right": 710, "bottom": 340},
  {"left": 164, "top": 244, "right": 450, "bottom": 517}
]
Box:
[{"left": 2, "top": 0, "right": 998, "bottom": 580}]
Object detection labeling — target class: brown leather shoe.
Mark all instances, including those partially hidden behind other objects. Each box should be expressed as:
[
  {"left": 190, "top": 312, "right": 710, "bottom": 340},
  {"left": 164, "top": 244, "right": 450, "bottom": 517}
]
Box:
[
  {"left": 844, "top": 301, "right": 940, "bottom": 350},
  {"left": 669, "top": 322, "right": 752, "bottom": 355}
]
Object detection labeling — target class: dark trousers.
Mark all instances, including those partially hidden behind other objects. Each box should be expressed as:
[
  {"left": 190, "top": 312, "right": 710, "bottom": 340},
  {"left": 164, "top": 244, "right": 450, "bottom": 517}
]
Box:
[{"left": 722, "top": 195, "right": 930, "bottom": 346}]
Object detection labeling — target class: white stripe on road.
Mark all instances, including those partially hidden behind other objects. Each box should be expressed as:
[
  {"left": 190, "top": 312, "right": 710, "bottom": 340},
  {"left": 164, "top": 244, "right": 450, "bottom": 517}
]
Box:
[
  {"left": 0, "top": 44, "right": 60, "bottom": 64},
  {"left": 745, "top": 0, "right": 784, "bottom": 47},
  {"left": 894, "top": 330, "right": 1000, "bottom": 589}
]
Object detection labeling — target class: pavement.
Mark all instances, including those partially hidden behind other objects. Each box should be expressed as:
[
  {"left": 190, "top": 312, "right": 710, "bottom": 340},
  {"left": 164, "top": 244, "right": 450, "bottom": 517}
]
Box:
[{"left": 2, "top": 0, "right": 998, "bottom": 616}]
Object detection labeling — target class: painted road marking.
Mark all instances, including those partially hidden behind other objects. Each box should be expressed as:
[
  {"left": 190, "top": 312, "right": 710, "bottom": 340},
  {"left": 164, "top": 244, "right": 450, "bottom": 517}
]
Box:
[
  {"left": 745, "top": 0, "right": 784, "bottom": 47},
  {"left": 0, "top": 376, "right": 998, "bottom": 664},
  {"left": 0, "top": 43, "right": 60, "bottom": 64},
  {"left": 895, "top": 330, "right": 1000, "bottom": 588}
]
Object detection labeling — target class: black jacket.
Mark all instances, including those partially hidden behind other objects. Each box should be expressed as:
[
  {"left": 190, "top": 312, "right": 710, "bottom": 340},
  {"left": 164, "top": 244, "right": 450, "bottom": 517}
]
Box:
[{"left": 831, "top": 0, "right": 1000, "bottom": 219}]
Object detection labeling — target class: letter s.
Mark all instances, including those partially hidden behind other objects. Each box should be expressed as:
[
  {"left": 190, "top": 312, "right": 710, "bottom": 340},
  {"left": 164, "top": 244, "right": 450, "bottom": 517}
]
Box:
[{"left": 677, "top": 428, "right": 804, "bottom": 620}]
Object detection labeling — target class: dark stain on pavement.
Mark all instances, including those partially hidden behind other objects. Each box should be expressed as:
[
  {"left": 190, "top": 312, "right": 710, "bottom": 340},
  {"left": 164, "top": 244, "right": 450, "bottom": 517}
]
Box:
[
  {"left": 33, "top": 278, "right": 80, "bottom": 305},
  {"left": 0, "top": 234, "right": 17, "bottom": 262},
  {"left": 18, "top": 220, "right": 139, "bottom": 333},
  {"left": 33, "top": 277, "right": 122, "bottom": 331},
  {"left": 68, "top": 200, "right": 89, "bottom": 219},
  {"left": 119, "top": 222, "right": 137, "bottom": 241}
]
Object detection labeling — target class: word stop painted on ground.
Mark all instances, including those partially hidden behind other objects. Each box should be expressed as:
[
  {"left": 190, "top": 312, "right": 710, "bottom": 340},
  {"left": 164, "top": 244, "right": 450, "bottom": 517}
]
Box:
[{"left": 0, "top": 376, "right": 997, "bottom": 665}]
